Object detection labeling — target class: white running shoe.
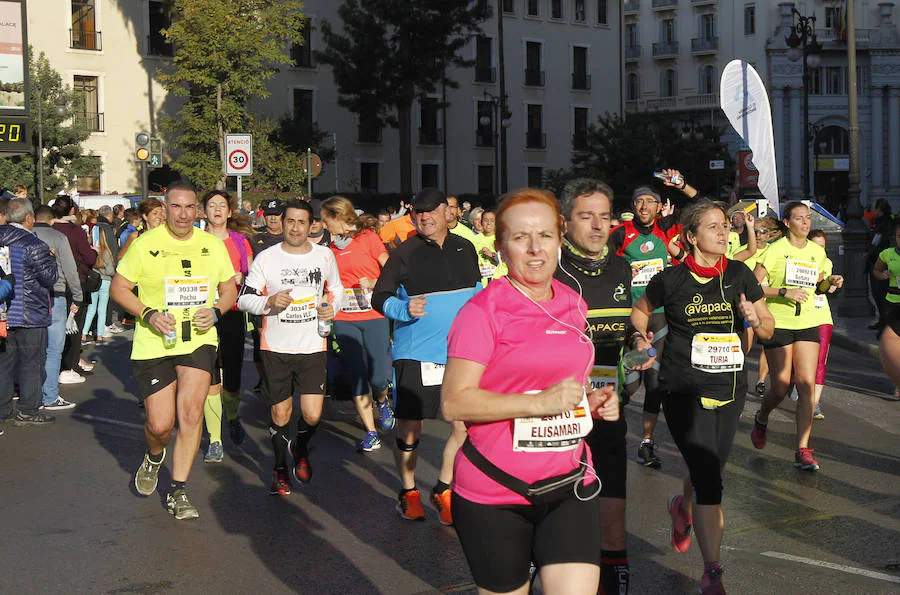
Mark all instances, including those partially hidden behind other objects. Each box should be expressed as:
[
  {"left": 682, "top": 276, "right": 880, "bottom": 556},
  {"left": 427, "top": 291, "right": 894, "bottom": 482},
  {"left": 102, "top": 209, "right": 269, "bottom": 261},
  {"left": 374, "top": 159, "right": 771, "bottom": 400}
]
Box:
[{"left": 59, "top": 370, "right": 86, "bottom": 384}]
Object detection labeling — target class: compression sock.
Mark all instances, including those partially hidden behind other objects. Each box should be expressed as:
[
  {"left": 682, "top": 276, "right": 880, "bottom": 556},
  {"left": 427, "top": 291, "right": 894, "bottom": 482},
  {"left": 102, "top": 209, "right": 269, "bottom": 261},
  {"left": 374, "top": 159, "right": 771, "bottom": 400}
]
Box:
[
  {"left": 600, "top": 550, "right": 630, "bottom": 595},
  {"left": 269, "top": 423, "right": 291, "bottom": 470},
  {"left": 432, "top": 480, "right": 451, "bottom": 496},
  {"left": 147, "top": 450, "right": 164, "bottom": 464},
  {"left": 222, "top": 390, "right": 241, "bottom": 421},
  {"left": 203, "top": 393, "right": 223, "bottom": 444},
  {"left": 294, "top": 417, "right": 319, "bottom": 456},
  {"left": 170, "top": 480, "right": 186, "bottom": 492}
]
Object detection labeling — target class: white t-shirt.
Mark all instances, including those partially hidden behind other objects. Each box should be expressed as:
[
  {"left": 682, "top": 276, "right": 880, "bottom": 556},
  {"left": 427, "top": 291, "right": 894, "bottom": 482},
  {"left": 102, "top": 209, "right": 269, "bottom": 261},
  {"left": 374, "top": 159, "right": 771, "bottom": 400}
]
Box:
[{"left": 238, "top": 242, "right": 343, "bottom": 354}]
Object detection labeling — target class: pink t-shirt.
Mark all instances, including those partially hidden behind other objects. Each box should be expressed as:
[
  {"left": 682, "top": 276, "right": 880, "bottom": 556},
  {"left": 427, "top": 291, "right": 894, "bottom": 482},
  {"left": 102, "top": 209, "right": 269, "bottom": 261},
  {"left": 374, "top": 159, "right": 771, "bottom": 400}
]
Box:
[{"left": 447, "top": 277, "right": 595, "bottom": 506}]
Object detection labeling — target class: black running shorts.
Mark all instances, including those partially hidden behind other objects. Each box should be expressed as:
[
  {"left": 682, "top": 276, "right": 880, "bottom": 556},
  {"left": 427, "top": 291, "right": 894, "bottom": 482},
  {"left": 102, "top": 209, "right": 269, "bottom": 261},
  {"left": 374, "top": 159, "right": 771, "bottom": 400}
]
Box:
[
  {"left": 393, "top": 359, "right": 442, "bottom": 420},
  {"left": 757, "top": 326, "right": 820, "bottom": 349},
  {"left": 259, "top": 351, "right": 327, "bottom": 405},
  {"left": 132, "top": 344, "right": 217, "bottom": 400},
  {"left": 584, "top": 409, "right": 627, "bottom": 500},
  {"left": 452, "top": 492, "right": 601, "bottom": 593}
]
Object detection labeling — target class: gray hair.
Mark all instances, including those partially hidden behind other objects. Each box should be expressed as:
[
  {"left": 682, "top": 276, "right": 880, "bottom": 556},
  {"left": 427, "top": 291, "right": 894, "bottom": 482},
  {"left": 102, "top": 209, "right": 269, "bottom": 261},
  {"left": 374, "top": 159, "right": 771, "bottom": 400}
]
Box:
[
  {"left": 7, "top": 198, "right": 33, "bottom": 224},
  {"left": 164, "top": 180, "right": 198, "bottom": 203},
  {"left": 98, "top": 205, "right": 113, "bottom": 218},
  {"left": 559, "top": 178, "right": 614, "bottom": 220}
]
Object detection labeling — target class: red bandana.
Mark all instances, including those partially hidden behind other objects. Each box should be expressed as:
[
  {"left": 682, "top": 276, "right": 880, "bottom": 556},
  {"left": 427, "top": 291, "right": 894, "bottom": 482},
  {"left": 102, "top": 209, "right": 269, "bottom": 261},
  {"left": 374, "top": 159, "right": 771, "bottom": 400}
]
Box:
[{"left": 683, "top": 254, "right": 727, "bottom": 278}]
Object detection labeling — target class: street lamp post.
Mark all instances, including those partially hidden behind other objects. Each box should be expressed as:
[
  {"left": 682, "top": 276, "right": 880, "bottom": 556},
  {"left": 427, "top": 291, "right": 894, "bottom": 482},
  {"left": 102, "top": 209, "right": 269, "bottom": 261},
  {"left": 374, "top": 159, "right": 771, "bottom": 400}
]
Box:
[
  {"left": 479, "top": 91, "right": 510, "bottom": 196},
  {"left": 809, "top": 122, "right": 825, "bottom": 200},
  {"left": 785, "top": 8, "right": 823, "bottom": 200}
]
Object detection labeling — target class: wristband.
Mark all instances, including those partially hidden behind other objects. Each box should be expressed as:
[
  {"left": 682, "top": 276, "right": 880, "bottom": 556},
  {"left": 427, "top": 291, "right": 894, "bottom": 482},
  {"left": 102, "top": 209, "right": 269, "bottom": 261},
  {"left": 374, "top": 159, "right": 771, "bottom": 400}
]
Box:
[
  {"left": 212, "top": 307, "right": 222, "bottom": 322},
  {"left": 675, "top": 248, "right": 686, "bottom": 261},
  {"left": 778, "top": 287, "right": 787, "bottom": 298},
  {"left": 141, "top": 307, "right": 158, "bottom": 325}
]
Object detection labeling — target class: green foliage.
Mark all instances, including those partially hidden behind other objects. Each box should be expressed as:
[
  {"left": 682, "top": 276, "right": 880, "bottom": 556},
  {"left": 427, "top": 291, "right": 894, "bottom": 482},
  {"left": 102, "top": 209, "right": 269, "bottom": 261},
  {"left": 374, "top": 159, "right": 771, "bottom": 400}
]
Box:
[
  {"left": 159, "top": 0, "right": 308, "bottom": 190},
  {"left": 0, "top": 50, "right": 95, "bottom": 200}
]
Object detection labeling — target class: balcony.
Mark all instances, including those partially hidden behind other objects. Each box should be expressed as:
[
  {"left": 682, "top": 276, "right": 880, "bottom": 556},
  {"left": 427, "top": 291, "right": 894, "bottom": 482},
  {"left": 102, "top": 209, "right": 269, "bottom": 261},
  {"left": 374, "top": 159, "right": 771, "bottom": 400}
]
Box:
[
  {"left": 571, "top": 73, "right": 591, "bottom": 90},
  {"left": 75, "top": 111, "right": 104, "bottom": 132},
  {"left": 418, "top": 127, "right": 443, "bottom": 145},
  {"left": 476, "top": 130, "right": 495, "bottom": 147},
  {"left": 684, "top": 93, "right": 718, "bottom": 107},
  {"left": 526, "top": 131, "right": 547, "bottom": 149},
  {"left": 652, "top": 41, "right": 679, "bottom": 58},
  {"left": 70, "top": 28, "right": 102, "bottom": 51},
  {"left": 625, "top": 46, "right": 641, "bottom": 60},
  {"left": 625, "top": 99, "right": 641, "bottom": 112},
  {"left": 524, "top": 69, "right": 545, "bottom": 87},
  {"left": 691, "top": 0, "right": 717, "bottom": 4},
  {"left": 624, "top": 0, "right": 640, "bottom": 12},
  {"left": 691, "top": 37, "right": 719, "bottom": 54},
  {"left": 475, "top": 66, "right": 496, "bottom": 83},
  {"left": 357, "top": 125, "right": 382, "bottom": 144},
  {"left": 652, "top": 0, "right": 678, "bottom": 10},
  {"left": 572, "top": 134, "right": 590, "bottom": 151},
  {"left": 645, "top": 97, "right": 678, "bottom": 110}
]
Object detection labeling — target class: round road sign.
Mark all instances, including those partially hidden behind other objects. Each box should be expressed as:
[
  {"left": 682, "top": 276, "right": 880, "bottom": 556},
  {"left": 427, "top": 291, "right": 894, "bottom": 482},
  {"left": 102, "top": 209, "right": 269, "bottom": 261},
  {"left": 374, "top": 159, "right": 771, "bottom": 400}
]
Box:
[
  {"left": 229, "top": 149, "right": 249, "bottom": 171},
  {"left": 301, "top": 153, "right": 323, "bottom": 179}
]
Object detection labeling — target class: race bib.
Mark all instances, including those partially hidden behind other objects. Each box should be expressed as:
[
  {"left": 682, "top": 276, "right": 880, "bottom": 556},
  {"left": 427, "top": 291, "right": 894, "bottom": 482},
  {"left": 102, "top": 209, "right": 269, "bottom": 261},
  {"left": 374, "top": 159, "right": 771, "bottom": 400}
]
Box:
[
  {"left": 341, "top": 287, "right": 372, "bottom": 313},
  {"left": 631, "top": 258, "right": 665, "bottom": 288},
  {"left": 785, "top": 259, "right": 818, "bottom": 288},
  {"left": 278, "top": 294, "right": 317, "bottom": 324},
  {"left": 589, "top": 365, "right": 619, "bottom": 394},
  {"left": 421, "top": 362, "right": 445, "bottom": 386},
  {"left": 512, "top": 390, "right": 592, "bottom": 452},
  {"left": 814, "top": 294, "right": 828, "bottom": 309},
  {"left": 479, "top": 263, "right": 497, "bottom": 278},
  {"left": 165, "top": 276, "right": 210, "bottom": 309},
  {"left": 691, "top": 333, "right": 744, "bottom": 373}
]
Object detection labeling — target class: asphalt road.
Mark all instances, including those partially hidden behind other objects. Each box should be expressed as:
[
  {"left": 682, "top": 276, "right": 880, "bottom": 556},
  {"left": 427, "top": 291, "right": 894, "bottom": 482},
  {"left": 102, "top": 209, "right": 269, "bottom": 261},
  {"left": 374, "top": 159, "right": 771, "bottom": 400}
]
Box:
[{"left": 2, "top": 333, "right": 898, "bottom": 594}]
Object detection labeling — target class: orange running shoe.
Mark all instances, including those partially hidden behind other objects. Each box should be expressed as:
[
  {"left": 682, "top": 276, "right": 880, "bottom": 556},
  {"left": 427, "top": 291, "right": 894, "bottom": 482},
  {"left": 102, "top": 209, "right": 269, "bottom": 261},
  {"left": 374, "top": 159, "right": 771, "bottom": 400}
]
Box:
[
  {"left": 396, "top": 489, "right": 426, "bottom": 521},
  {"left": 429, "top": 488, "right": 453, "bottom": 526}
]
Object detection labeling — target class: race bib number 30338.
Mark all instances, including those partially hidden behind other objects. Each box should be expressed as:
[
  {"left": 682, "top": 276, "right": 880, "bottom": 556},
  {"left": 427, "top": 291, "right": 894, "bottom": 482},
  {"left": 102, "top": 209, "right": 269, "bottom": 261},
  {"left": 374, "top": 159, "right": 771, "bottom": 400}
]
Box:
[{"left": 165, "top": 276, "right": 210, "bottom": 309}]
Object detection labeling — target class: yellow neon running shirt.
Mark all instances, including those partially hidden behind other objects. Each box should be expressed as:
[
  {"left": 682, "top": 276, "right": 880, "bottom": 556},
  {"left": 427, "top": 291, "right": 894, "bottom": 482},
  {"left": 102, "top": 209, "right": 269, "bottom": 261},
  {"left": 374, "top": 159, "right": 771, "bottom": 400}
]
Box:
[
  {"left": 808, "top": 258, "right": 834, "bottom": 326},
  {"left": 879, "top": 248, "right": 900, "bottom": 304},
  {"left": 117, "top": 225, "right": 236, "bottom": 360},
  {"left": 757, "top": 236, "right": 827, "bottom": 330}
]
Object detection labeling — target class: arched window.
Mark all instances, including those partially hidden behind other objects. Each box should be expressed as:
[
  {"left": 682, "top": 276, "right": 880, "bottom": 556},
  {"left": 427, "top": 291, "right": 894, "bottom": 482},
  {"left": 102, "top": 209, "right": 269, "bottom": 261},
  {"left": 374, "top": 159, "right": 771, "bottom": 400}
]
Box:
[
  {"left": 661, "top": 69, "right": 677, "bottom": 97},
  {"left": 627, "top": 73, "right": 639, "bottom": 100},
  {"left": 817, "top": 125, "right": 849, "bottom": 155},
  {"left": 699, "top": 65, "right": 715, "bottom": 95}
]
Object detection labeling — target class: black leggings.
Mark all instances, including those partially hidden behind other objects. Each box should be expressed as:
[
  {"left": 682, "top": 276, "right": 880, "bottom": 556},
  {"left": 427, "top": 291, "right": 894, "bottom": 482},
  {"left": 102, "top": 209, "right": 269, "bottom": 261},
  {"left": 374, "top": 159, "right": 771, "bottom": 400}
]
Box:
[
  {"left": 662, "top": 390, "right": 745, "bottom": 505},
  {"left": 630, "top": 311, "right": 666, "bottom": 415},
  {"left": 216, "top": 310, "right": 245, "bottom": 393}
]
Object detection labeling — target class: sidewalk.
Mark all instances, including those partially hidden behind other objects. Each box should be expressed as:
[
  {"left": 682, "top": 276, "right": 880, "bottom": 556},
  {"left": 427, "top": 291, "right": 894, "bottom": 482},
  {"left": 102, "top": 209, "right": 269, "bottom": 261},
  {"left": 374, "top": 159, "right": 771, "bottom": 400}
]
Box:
[{"left": 831, "top": 314, "right": 881, "bottom": 359}]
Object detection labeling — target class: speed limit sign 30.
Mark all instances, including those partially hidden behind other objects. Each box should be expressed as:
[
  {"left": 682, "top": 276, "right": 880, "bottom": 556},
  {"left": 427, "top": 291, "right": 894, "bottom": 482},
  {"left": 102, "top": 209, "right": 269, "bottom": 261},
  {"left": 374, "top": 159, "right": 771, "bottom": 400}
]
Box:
[{"left": 225, "top": 134, "right": 253, "bottom": 176}]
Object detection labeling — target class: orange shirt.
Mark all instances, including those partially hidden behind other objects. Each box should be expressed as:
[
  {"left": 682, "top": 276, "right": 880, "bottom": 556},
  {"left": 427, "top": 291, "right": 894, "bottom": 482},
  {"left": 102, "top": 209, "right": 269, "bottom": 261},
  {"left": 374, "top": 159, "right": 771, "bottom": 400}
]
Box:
[
  {"left": 379, "top": 214, "right": 416, "bottom": 245},
  {"left": 331, "top": 230, "right": 387, "bottom": 322}
]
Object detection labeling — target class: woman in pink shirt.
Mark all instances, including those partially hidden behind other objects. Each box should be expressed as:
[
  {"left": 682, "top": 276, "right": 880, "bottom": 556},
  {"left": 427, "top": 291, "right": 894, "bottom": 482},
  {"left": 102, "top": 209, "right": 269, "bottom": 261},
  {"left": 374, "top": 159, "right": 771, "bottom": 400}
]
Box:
[{"left": 442, "top": 189, "right": 619, "bottom": 595}]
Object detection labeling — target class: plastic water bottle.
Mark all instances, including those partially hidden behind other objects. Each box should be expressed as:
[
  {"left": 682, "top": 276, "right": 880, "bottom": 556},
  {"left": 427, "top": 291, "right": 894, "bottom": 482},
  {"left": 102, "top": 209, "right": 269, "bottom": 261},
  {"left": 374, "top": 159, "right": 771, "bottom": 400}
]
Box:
[
  {"left": 653, "top": 171, "right": 681, "bottom": 185},
  {"left": 622, "top": 347, "right": 658, "bottom": 370},
  {"left": 317, "top": 303, "right": 331, "bottom": 337},
  {"left": 162, "top": 309, "right": 177, "bottom": 349}
]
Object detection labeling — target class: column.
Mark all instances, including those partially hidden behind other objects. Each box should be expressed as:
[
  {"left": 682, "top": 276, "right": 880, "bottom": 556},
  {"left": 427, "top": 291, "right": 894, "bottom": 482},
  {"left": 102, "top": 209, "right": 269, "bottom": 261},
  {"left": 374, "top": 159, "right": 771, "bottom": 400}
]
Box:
[
  {"left": 773, "top": 88, "right": 786, "bottom": 193},
  {"left": 889, "top": 87, "right": 900, "bottom": 188},
  {"left": 790, "top": 88, "right": 804, "bottom": 194},
  {"left": 872, "top": 87, "right": 884, "bottom": 190}
]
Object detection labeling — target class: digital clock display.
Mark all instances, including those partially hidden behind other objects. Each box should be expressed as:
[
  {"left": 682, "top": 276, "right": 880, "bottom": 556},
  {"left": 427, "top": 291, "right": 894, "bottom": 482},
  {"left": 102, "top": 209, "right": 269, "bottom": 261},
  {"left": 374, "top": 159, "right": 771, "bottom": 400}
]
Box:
[{"left": 0, "top": 115, "right": 28, "bottom": 152}]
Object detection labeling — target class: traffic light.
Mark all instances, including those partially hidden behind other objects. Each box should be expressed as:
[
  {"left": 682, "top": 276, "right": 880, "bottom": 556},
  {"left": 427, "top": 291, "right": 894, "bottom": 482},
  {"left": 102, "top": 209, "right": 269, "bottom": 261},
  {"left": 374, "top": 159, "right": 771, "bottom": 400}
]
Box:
[
  {"left": 135, "top": 132, "right": 150, "bottom": 162},
  {"left": 149, "top": 138, "right": 162, "bottom": 169}
]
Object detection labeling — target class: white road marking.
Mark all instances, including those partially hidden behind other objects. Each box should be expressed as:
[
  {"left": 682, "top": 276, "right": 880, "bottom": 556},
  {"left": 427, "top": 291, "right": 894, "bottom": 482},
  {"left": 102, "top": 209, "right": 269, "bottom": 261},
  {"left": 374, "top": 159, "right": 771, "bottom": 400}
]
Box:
[
  {"left": 73, "top": 413, "right": 148, "bottom": 431},
  {"left": 761, "top": 552, "right": 900, "bottom": 584}
]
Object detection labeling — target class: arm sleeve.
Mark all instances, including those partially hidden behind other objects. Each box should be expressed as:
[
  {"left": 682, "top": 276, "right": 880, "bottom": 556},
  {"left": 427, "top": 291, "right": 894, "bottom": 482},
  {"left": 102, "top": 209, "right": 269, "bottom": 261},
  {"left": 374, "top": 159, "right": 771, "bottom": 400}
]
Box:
[
  {"left": 216, "top": 240, "right": 238, "bottom": 284},
  {"left": 372, "top": 245, "right": 406, "bottom": 314},
  {"left": 74, "top": 230, "right": 98, "bottom": 269},
  {"left": 32, "top": 240, "right": 59, "bottom": 289},
  {"left": 608, "top": 226, "right": 625, "bottom": 254},
  {"left": 447, "top": 301, "right": 495, "bottom": 365},
  {"left": 57, "top": 240, "right": 84, "bottom": 305},
  {"left": 236, "top": 254, "right": 269, "bottom": 315},
  {"left": 643, "top": 270, "right": 666, "bottom": 311}
]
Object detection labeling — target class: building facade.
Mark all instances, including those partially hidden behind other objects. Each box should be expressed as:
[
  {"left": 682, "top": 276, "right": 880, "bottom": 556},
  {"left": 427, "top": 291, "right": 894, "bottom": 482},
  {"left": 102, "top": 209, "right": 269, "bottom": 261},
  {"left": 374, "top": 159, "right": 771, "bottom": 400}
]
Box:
[{"left": 28, "top": 0, "right": 622, "bottom": 197}]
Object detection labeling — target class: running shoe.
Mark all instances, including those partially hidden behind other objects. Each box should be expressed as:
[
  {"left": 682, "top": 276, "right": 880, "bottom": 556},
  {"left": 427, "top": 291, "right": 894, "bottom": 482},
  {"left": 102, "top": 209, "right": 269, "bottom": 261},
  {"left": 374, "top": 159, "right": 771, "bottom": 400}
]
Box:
[
  {"left": 377, "top": 398, "right": 396, "bottom": 431},
  {"left": 396, "top": 489, "right": 426, "bottom": 521},
  {"left": 134, "top": 449, "right": 165, "bottom": 496},
  {"left": 59, "top": 370, "right": 86, "bottom": 385},
  {"left": 10, "top": 410, "right": 55, "bottom": 426},
  {"left": 637, "top": 440, "right": 662, "bottom": 468},
  {"left": 667, "top": 494, "right": 693, "bottom": 553},
  {"left": 107, "top": 322, "right": 125, "bottom": 334},
  {"left": 204, "top": 441, "right": 224, "bottom": 463},
  {"left": 750, "top": 412, "right": 767, "bottom": 449},
  {"left": 813, "top": 404, "right": 824, "bottom": 420},
  {"left": 229, "top": 418, "right": 246, "bottom": 445},
  {"left": 81, "top": 335, "right": 94, "bottom": 346},
  {"left": 754, "top": 381, "right": 765, "bottom": 397},
  {"left": 270, "top": 468, "right": 292, "bottom": 496},
  {"left": 79, "top": 359, "right": 95, "bottom": 372},
  {"left": 794, "top": 448, "right": 820, "bottom": 471},
  {"left": 358, "top": 430, "right": 382, "bottom": 452},
  {"left": 289, "top": 438, "right": 313, "bottom": 483},
  {"left": 166, "top": 488, "right": 199, "bottom": 520},
  {"left": 789, "top": 387, "right": 798, "bottom": 402},
  {"left": 699, "top": 566, "right": 725, "bottom": 595},
  {"left": 429, "top": 488, "right": 453, "bottom": 526},
  {"left": 41, "top": 397, "right": 76, "bottom": 411}
]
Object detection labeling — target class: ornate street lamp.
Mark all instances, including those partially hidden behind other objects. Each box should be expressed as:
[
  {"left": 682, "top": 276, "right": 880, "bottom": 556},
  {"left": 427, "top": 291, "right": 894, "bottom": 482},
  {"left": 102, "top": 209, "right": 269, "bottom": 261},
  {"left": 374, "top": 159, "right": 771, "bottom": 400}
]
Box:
[{"left": 785, "top": 8, "right": 823, "bottom": 199}]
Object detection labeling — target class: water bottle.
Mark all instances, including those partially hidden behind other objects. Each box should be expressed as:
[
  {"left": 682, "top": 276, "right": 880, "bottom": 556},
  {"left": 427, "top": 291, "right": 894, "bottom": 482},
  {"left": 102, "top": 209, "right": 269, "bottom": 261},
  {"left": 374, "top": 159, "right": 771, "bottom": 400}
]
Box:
[
  {"left": 162, "top": 309, "right": 177, "bottom": 349},
  {"left": 317, "top": 303, "right": 331, "bottom": 337},
  {"left": 622, "top": 346, "right": 657, "bottom": 370},
  {"left": 652, "top": 171, "right": 681, "bottom": 185}
]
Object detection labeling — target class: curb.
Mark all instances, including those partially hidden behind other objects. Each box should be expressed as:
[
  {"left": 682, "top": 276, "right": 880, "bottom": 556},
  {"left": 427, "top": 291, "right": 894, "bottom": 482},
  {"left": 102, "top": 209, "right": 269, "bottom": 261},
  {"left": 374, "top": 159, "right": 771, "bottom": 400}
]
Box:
[{"left": 831, "top": 329, "right": 880, "bottom": 360}]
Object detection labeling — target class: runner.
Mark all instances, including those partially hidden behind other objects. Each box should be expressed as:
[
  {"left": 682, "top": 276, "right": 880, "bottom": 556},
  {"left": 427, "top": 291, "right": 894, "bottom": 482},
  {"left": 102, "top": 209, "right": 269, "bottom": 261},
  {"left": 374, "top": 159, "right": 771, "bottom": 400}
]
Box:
[
  {"left": 555, "top": 178, "right": 645, "bottom": 595},
  {"left": 471, "top": 208, "right": 506, "bottom": 284},
  {"left": 750, "top": 202, "right": 843, "bottom": 471},
  {"left": 442, "top": 188, "right": 619, "bottom": 594},
  {"left": 446, "top": 195, "right": 477, "bottom": 247},
  {"left": 372, "top": 188, "right": 481, "bottom": 524},
  {"left": 110, "top": 182, "right": 237, "bottom": 520},
  {"left": 320, "top": 196, "right": 395, "bottom": 451},
  {"left": 807, "top": 230, "right": 842, "bottom": 420},
  {"left": 237, "top": 199, "right": 342, "bottom": 495},
  {"left": 632, "top": 200, "right": 773, "bottom": 595},
  {"left": 874, "top": 218, "right": 900, "bottom": 397}
]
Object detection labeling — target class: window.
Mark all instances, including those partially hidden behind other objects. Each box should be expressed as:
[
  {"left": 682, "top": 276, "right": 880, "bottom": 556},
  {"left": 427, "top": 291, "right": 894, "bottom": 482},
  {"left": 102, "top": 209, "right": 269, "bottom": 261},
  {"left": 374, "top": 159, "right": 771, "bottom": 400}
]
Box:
[
  {"left": 525, "top": 41, "right": 543, "bottom": 86},
  {"left": 811, "top": 66, "right": 848, "bottom": 95},
  {"left": 661, "top": 69, "right": 677, "bottom": 97},
  {"left": 292, "top": 89, "right": 314, "bottom": 137},
  {"left": 700, "top": 14, "right": 716, "bottom": 39},
  {"left": 825, "top": 6, "right": 842, "bottom": 30},
  {"left": 699, "top": 65, "right": 715, "bottom": 94},
  {"left": 572, "top": 46, "right": 590, "bottom": 90},
  {"left": 421, "top": 164, "right": 440, "bottom": 189},
  {"left": 597, "top": 0, "right": 608, "bottom": 25},
  {"left": 503, "top": 0, "right": 514, "bottom": 13},
  {"left": 478, "top": 165, "right": 495, "bottom": 194},
  {"left": 476, "top": 101, "right": 494, "bottom": 147},
  {"left": 626, "top": 23, "right": 638, "bottom": 47},
  {"left": 527, "top": 166, "right": 543, "bottom": 188},
  {"left": 148, "top": 0, "right": 173, "bottom": 57},
  {"left": 357, "top": 109, "right": 382, "bottom": 143},
  {"left": 526, "top": 104, "right": 545, "bottom": 148},
  {"left": 626, "top": 72, "right": 640, "bottom": 100},
  {"left": 360, "top": 163, "right": 379, "bottom": 194},
  {"left": 71, "top": 0, "right": 100, "bottom": 50},
  {"left": 662, "top": 19, "right": 676, "bottom": 43},
  {"left": 291, "top": 21, "right": 313, "bottom": 68},
  {"left": 818, "top": 126, "right": 849, "bottom": 155},
  {"left": 573, "top": 107, "right": 589, "bottom": 150},
  {"left": 74, "top": 75, "right": 103, "bottom": 132},
  {"left": 419, "top": 98, "right": 441, "bottom": 145},
  {"left": 551, "top": 0, "right": 563, "bottom": 19},
  {"left": 475, "top": 36, "right": 494, "bottom": 82},
  {"left": 744, "top": 5, "right": 755, "bottom": 35},
  {"left": 527, "top": 0, "right": 539, "bottom": 17},
  {"left": 575, "top": 0, "right": 586, "bottom": 22}
]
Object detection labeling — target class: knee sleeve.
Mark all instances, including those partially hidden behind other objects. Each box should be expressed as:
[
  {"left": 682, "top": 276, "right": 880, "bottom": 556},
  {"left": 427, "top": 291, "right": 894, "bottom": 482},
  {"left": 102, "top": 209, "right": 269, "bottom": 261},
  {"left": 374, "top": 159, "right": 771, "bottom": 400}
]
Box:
[{"left": 396, "top": 438, "right": 420, "bottom": 452}]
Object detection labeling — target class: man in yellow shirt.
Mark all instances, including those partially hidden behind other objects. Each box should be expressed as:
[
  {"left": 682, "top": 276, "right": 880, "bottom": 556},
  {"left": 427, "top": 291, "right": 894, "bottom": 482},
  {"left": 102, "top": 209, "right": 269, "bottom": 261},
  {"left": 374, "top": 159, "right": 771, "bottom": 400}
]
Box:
[{"left": 111, "top": 182, "right": 237, "bottom": 520}]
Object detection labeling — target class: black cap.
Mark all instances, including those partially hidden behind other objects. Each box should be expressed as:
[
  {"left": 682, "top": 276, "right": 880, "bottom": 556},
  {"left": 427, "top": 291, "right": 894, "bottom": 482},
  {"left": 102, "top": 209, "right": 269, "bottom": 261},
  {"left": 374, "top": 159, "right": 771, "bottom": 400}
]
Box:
[
  {"left": 262, "top": 198, "right": 285, "bottom": 215},
  {"left": 411, "top": 188, "right": 447, "bottom": 212},
  {"left": 309, "top": 198, "right": 323, "bottom": 219}
]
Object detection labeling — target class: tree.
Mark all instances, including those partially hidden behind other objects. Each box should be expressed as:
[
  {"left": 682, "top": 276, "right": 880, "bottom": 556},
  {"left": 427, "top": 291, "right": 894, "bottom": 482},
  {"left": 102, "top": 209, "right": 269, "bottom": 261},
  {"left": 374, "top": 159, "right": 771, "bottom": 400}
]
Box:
[
  {"left": 0, "top": 50, "right": 96, "bottom": 200},
  {"left": 317, "top": 0, "right": 491, "bottom": 194},
  {"left": 159, "top": 0, "right": 307, "bottom": 190}
]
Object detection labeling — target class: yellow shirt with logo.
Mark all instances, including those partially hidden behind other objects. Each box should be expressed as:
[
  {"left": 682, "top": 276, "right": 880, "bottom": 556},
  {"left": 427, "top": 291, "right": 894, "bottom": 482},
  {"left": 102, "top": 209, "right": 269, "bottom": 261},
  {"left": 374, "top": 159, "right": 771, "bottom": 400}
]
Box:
[
  {"left": 726, "top": 231, "right": 746, "bottom": 259},
  {"left": 879, "top": 248, "right": 900, "bottom": 304},
  {"left": 757, "top": 237, "right": 827, "bottom": 330},
  {"left": 117, "top": 225, "right": 236, "bottom": 360},
  {"left": 472, "top": 232, "right": 507, "bottom": 283}
]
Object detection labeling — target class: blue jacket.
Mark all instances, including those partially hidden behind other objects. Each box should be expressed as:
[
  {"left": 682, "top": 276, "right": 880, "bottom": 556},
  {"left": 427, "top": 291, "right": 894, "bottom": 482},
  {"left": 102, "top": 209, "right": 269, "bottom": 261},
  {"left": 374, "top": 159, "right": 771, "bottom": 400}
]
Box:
[{"left": 0, "top": 224, "right": 57, "bottom": 328}]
